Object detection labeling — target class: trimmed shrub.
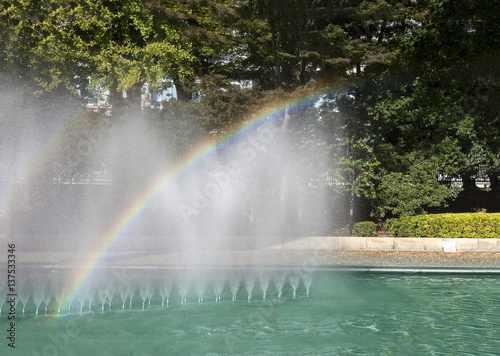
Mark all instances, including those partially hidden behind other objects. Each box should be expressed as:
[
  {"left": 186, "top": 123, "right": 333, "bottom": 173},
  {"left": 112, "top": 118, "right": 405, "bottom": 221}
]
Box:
[
  {"left": 353, "top": 221, "right": 377, "bottom": 237},
  {"left": 386, "top": 213, "right": 500, "bottom": 238}
]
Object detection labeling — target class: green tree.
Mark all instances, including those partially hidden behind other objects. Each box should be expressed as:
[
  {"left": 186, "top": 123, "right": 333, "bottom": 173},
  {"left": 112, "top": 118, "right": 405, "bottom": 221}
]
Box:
[
  {"left": 228, "top": 1, "right": 423, "bottom": 89},
  {"left": 367, "top": 0, "right": 500, "bottom": 218},
  {"left": 0, "top": 0, "right": 228, "bottom": 102},
  {"left": 195, "top": 74, "right": 262, "bottom": 130},
  {"left": 0, "top": 0, "right": 106, "bottom": 94}
]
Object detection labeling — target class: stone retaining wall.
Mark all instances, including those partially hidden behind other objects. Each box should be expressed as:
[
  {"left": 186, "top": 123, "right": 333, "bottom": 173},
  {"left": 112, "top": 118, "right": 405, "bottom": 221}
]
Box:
[{"left": 269, "top": 236, "right": 500, "bottom": 252}]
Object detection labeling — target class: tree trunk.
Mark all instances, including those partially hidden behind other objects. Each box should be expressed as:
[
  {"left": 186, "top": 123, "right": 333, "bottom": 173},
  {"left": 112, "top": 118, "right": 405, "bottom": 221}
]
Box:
[
  {"left": 298, "top": 55, "right": 307, "bottom": 86},
  {"left": 377, "top": 20, "right": 387, "bottom": 44},
  {"left": 349, "top": 186, "right": 354, "bottom": 236},
  {"left": 270, "top": 19, "right": 282, "bottom": 88}
]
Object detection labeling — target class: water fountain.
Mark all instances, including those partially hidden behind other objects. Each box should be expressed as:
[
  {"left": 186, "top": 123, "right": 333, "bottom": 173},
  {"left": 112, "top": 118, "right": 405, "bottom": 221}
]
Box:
[
  {"left": 0, "top": 83, "right": 337, "bottom": 355},
  {"left": 0, "top": 267, "right": 314, "bottom": 316},
  {"left": 4, "top": 84, "right": 498, "bottom": 356},
  {"left": 8, "top": 79, "right": 491, "bottom": 356}
]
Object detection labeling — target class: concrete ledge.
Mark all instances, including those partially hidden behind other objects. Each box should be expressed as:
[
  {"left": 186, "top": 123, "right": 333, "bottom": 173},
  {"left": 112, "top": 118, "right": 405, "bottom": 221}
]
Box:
[
  {"left": 477, "top": 238, "right": 499, "bottom": 252},
  {"left": 456, "top": 239, "right": 478, "bottom": 252},
  {"left": 270, "top": 236, "right": 500, "bottom": 253},
  {"left": 340, "top": 236, "right": 367, "bottom": 250},
  {"left": 367, "top": 237, "right": 395, "bottom": 251},
  {"left": 310, "top": 236, "right": 339, "bottom": 250},
  {"left": 394, "top": 238, "right": 421, "bottom": 251},
  {"left": 423, "top": 238, "right": 443, "bottom": 252}
]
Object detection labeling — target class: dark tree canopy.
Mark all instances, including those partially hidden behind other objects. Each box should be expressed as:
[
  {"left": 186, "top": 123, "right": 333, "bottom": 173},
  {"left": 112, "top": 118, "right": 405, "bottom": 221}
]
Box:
[{"left": 2, "top": 0, "right": 500, "bottom": 222}]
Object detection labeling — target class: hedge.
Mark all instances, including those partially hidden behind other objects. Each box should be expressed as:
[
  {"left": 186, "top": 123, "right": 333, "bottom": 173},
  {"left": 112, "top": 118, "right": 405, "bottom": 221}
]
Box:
[
  {"left": 353, "top": 221, "right": 377, "bottom": 237},
  {"left": 386, "top": 213, "right": 500, "bottom": 238}
]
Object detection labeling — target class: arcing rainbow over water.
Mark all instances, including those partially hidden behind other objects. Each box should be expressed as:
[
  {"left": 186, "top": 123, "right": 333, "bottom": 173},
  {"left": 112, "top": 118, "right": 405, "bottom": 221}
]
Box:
[{"left": 54, "top": 88, "right": 332, "bottom": 315}]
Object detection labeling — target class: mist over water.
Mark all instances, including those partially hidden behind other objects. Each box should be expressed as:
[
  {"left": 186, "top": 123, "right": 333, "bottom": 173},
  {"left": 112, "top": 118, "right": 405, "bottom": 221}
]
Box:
[
  {"left": 1, "top": 84, "right": 333, "bottom": 258},
  {"left": 0, "top": 81, "right": 341, "bottom": 356},
  {"left": 1, "top": 266, "right": 314, "bottom": 316},
  {"left": 0, "top": 82, "right": 336, "bottom": 321}
]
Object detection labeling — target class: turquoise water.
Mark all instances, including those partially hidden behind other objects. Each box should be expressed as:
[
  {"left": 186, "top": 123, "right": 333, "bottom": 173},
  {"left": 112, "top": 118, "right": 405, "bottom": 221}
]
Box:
[{"left": 3, "top": 272, "right": 500, "bottom": 355}]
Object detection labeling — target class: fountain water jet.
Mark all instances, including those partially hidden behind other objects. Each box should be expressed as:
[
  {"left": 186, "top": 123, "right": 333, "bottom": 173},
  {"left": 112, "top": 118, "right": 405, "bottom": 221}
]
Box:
[
  {"left": 289, "top": 275, "right": 300, "bottom": 298},
  {"left": 212, "top": 274, "right": 225, "bottom": 302},
  {"left": 139, "top": 284, "right": 149, "bottom": 310},
  {"left": 258, "top": 272, "right": 270, "bottom": 300},
  {"left": 99, "top": 289, "right": 110, "bottom": 312},
  {"left": 177, "top": 275, "right": 191, "bottom": 305},
  {"left": 195, "top": 276, "right": 207, "bottom": 304},
  {"left": 244, "top": 274, "right": 256, "bottom": 301},
  {"left": 229, "top": 274, "right": 240, "bottom": 302},
  {"left": 128, "top": 286, "right": 135, "bottom": 310},
  {"left": 117, "top": 285, "right": 128, "bottom": 310},
  {"left": 158, "top": 276, "right": 173, "bottom": 308},
  {"left": 301, "top": 273, "right": 313, "bottom": 297},
  {"left": 273, "top": 272, "right": 287, "bottom": 300},
  {"left": 18, "top": 295, "right": 29, "bottom": 315},
  {"left": 33, "top": 291, "right": 43, "bottom": 316}
]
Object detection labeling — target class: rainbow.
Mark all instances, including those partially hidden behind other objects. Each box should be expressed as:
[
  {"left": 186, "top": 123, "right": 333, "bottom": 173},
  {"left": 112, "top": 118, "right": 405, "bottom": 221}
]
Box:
[{"left": 54, "top": 88, "right": 331, "bottom": 315}]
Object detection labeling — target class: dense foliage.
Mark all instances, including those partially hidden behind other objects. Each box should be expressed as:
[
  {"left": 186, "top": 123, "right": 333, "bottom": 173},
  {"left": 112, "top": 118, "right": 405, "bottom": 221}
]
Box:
[
  {"left": 1, "top": 0, "right": 499, "bottom": 223},
  {"left": 352, "top": 221, "right": 377, "bottom": 237},
  {"left": 387, "top": 213, "right": 500, "bottom": 238}
]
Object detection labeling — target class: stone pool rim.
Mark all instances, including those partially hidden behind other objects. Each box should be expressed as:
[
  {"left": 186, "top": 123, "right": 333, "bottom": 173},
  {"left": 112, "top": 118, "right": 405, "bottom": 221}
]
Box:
[
  {"left": 270, "top": 236, "right": 500, "bottom": 253},
  {"left": 39, "top": 264, "right": 500, "bottom": 274},
  {"left": 10, "top": 236, "right": 500, "bottom": 272}
]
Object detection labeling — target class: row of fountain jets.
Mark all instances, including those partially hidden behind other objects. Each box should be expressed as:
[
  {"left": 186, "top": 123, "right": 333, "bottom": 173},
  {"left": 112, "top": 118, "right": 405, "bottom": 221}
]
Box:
[{"left": 0, "top": 269, "right": 314, "bottom": 316}]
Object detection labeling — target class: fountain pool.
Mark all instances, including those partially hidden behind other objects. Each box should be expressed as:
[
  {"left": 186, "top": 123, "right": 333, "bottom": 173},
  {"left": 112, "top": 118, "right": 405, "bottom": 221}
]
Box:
[{"left": 2, "top": 269, "right": 500, "bottom": 355}]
